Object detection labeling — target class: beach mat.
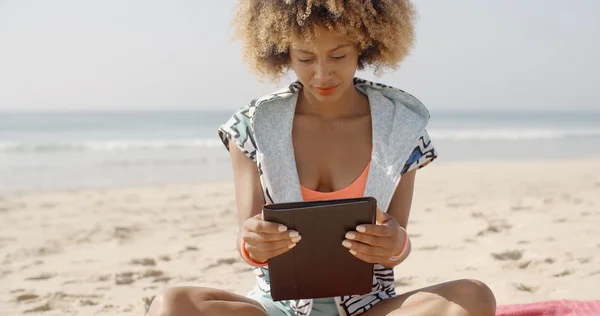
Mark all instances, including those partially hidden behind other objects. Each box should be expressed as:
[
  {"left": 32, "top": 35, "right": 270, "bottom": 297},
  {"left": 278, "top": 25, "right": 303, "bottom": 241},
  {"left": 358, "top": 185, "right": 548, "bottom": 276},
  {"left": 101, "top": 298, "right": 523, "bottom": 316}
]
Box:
[{"left": 497, "top": 300, "right": 600, "bottom": 316}]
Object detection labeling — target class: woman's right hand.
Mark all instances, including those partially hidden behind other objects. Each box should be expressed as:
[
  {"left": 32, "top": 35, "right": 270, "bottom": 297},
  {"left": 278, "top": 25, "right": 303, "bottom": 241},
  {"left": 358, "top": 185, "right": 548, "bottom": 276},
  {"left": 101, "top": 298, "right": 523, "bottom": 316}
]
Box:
[{"left": 241, "top": 213, "right": 302, "bottom": 263}]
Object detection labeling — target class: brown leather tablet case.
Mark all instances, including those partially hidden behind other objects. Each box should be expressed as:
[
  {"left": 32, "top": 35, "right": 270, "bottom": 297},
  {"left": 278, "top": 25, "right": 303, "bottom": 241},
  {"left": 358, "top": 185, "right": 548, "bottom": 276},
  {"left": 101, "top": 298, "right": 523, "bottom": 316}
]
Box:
[{"left": 262, "top": 197, "right": 377, "bottom": 301}]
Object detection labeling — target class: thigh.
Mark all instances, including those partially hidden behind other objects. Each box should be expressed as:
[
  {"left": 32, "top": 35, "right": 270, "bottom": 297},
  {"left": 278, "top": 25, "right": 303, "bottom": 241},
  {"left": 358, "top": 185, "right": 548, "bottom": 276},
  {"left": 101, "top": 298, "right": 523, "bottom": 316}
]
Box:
[
  {"left": 149, "top": 286, "right": 269, "bottom": 316},
  {"left": 362, "top": 279, "right": 495, "bottom": 316}
]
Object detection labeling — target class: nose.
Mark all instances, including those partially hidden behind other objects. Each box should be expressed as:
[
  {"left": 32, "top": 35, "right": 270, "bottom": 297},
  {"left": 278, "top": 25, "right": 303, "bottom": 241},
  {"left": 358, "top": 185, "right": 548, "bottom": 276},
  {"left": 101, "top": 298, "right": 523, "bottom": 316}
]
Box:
[{"left": 314, "top": 60, "right": 333, "bottom": 85}]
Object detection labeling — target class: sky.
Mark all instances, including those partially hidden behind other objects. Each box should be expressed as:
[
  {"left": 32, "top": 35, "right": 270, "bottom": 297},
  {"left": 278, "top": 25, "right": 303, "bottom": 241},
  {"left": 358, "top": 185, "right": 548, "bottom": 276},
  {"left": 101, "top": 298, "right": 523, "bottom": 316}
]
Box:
[{"left": 1, "top": 0, "right": 599, "bottom": 112}]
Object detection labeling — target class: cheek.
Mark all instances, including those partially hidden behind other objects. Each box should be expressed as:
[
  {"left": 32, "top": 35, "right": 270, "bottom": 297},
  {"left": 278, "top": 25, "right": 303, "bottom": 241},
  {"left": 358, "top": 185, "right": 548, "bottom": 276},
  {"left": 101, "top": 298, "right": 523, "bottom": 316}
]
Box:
[
  {"left": 333, "top": 59, "right": 359, "bottom": 83},
  {"left": 343, "top": 55, "right": 360, "bottom": 73},
  {"left": 290, "top": 62, "right": 313, "bottom": 82}
]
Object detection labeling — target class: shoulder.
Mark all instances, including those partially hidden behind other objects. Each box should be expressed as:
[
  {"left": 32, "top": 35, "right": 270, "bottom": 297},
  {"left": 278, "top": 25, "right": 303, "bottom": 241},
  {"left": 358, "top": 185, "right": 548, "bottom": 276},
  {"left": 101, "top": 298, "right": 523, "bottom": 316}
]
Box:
[
  {"left": 354, "top": 77, "right": 430, "bottom": 120},
  {"left": 353, "top": 78, "right": 438, "bottom": 171},
  {"left": 216, "top": 81, "right": 302, "bottom": 162}
]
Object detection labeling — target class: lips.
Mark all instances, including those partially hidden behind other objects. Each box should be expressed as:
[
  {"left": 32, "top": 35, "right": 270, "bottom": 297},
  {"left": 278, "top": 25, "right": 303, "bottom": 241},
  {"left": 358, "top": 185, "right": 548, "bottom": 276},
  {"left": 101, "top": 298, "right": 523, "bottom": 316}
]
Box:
[{"left": 314, "top": 85, "right": 337, "bottom": 96}]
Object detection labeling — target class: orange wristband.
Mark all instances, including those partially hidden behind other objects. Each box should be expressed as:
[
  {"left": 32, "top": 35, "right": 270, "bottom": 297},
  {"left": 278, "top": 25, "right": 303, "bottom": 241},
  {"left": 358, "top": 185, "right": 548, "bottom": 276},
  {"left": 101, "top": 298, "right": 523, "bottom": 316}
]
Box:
[
  {"left": 389, "top": 226, "right": 409, "bottom": 261},
  {"left": 240, "top": 239, "right": 268, "bottom": 267}
]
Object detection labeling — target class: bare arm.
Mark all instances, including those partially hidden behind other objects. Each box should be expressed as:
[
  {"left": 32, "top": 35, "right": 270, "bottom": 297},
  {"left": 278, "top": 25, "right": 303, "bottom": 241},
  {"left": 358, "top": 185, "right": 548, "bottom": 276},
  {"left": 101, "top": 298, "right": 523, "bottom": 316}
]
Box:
[
  {"left": 229, "top": 144, "right": 264, "bottom": 228},
  {"left": 382, "top": 168, "right": 417, "bottom": 267},
  {"left": 229, "top": 144, "right": 300, "bottom": 262},
  {"left": 229, "top": 144, "right": 265, "bottom": 252},
  {"left": 341, "top": 168, "right": 417, "bottom": 268}
]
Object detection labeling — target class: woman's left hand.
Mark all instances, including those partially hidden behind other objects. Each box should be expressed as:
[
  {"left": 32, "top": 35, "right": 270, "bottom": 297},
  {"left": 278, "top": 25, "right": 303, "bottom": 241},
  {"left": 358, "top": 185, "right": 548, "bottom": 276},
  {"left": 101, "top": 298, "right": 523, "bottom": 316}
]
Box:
[{"left": 342, "top": 208, "right": 407, "bottom": 265}]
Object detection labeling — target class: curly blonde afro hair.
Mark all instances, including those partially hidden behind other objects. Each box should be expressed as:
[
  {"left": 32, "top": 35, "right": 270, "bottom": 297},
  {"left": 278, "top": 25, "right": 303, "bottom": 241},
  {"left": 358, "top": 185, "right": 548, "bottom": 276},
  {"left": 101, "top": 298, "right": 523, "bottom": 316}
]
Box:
[{"left": 232, "top": 0, "right": 417, "bottom": 79}]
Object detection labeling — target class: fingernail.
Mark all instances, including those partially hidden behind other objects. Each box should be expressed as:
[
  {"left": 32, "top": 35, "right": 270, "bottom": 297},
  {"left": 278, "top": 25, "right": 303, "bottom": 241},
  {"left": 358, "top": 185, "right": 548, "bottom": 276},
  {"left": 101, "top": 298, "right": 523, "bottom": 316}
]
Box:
[
  {"left": 289, "top": 231, "right": 299, "bottom": 238},
  {"left": 278, "top": 225, "right": 287, "bottom": 232},
  {"left": 288, "top": 243, "right": 296, "bottom": 249},
  {"left": 356, "top": 226, "right": 366, "bottom": 233},
  {"left": 342, "top": 240, "right": 352, "bottom": 248},
  {"left": 292, "top": 236, "right": 302, "bottom": 243},
  {"left": 345, "top": 232, "right": 356, "bottom": 240},
  {"left": 349, "top": 250, "right": 357, "bottom": 256}
]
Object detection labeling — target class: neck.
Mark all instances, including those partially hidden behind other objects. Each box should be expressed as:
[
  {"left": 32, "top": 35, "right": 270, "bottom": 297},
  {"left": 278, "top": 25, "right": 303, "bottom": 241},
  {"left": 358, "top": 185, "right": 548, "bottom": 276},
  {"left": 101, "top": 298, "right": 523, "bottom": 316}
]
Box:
[{"left": 296, "top": 85, "right": 368, "bottom": 119}]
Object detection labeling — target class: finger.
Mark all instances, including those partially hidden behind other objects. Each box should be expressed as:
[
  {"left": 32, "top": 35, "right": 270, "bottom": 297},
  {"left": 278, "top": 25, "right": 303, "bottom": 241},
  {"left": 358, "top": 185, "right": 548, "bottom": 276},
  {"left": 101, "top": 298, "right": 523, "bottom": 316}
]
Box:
[
  {"left": 348, "top": 249, "right": 388, "bottom": 264},
  {"left": 245, "top": 238, "right": 297, "bottom": 253},
  {"left": 344, "top": 231, "right": 393, "bottom": 248},
  {"left": 342, "top": 239, "right": 389, "bottom": 257},
  {"left": 262, "top": 244, "right": 297, "bottom": 261},
  {"left": 243, "top": 230, "right": 300, "bottom": 243},
  {"left": 355, "top": 223, "right": 393, "bottom": 237},
  {"left": 247, "top": 241, "right": 297, "bottom": 263},
  {"left": 245, "top": 214, "right": 288, "bottom": 234}
]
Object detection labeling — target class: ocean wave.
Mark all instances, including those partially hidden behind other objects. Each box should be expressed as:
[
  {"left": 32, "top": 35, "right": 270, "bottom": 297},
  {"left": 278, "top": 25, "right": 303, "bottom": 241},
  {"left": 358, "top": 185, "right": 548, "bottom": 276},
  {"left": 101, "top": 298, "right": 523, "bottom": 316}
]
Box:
[
  {"left": 2, "top": 128, "right": 600, "bottom": 153},
  {"left": 0, "top": 139, "right": 223, "bottom": 153},
  {"left": 428, "top": 128, "right": 600, "bottom": 141}
]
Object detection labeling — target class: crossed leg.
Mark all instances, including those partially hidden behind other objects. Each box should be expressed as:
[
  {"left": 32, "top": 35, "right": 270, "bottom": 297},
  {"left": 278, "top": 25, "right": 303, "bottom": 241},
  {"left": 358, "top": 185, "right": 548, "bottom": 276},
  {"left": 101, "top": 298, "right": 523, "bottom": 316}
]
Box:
[
  {"left": 363, "top": 279, "right": 496, "bottom": 316},
  {"left": 148, "top": 279, "right": 495, "bottom": 316},
  {"left": 147, "top": 287, "right": 267, "bottom": 316}
]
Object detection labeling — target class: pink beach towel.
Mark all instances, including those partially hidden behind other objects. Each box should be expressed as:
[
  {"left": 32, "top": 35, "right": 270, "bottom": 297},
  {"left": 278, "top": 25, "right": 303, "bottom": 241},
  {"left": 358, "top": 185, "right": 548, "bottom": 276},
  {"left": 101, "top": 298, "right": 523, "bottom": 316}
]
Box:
[{"left": 496, "top": 300, "right": 600, "bottom": 316}]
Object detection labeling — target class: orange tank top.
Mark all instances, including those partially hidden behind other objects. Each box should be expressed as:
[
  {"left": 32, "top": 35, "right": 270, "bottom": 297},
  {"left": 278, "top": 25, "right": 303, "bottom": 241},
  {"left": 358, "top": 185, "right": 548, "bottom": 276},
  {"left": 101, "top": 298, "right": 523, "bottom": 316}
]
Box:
[{"left": 300, "top": 161, "right": 371, "bottom": 201}]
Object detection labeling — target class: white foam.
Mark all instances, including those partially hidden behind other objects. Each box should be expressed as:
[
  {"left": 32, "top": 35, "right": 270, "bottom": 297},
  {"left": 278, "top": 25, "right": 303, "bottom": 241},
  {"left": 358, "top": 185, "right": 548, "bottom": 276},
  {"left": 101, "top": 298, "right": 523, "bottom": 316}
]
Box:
[
  {"left": 0, "top": 139, "right": 223, "bottom": 153},
  {"left": 2, "top": 128, "right": 600, "bottom": 153},
  {"left": 428, "top": 128, "right": 600, "bottom": 141}
]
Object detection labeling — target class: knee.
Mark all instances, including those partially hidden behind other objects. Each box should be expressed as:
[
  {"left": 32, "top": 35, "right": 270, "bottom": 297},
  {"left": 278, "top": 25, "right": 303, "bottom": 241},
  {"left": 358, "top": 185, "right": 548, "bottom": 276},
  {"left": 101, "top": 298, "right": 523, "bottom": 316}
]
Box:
[
  {"left": 455, "top": 279, "right": 496, "bottom": 316},
  {"left": 147, "top": 287, "right": 211, "bottom": 316}
]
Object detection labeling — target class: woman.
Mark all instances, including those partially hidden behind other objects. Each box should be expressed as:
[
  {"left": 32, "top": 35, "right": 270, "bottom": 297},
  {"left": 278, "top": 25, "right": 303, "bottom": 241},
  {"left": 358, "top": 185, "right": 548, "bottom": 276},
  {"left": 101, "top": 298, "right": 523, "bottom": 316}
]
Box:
[{"left": 149, "top": 1, "right": 496, "bottom": 315}]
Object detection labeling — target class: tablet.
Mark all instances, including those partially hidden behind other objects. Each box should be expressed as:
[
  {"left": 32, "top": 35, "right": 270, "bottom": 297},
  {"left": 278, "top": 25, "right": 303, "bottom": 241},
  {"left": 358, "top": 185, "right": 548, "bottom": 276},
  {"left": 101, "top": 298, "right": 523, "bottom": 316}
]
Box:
[{"left": 263, "top": 197, "right": 377, "bottom": 301}]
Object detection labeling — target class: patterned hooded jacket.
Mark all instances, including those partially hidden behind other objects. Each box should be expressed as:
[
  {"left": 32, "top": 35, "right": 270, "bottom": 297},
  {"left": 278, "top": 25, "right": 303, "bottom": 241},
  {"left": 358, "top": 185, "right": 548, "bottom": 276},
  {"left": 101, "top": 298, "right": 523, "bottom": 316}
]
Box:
[{"left": 218, "top": 78, "right": 437, "bottom": 316}]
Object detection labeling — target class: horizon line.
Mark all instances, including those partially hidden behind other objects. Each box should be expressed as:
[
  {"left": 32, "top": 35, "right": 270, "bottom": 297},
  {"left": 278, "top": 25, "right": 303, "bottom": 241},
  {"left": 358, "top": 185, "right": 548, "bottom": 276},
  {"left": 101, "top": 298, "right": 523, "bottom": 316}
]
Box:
[{"left": 1, "top": 108, "right": 599, "bottom": 114}]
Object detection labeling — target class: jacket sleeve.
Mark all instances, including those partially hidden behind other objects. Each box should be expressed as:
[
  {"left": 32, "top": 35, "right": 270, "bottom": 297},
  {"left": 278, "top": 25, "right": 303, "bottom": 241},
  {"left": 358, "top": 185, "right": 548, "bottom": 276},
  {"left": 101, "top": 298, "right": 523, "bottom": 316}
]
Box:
[
  {"left": 217, "top": 103, "right": 258, "bottom": 163},
  {"left": 400, "top": 129, "right": 437, "bottom": 175}
]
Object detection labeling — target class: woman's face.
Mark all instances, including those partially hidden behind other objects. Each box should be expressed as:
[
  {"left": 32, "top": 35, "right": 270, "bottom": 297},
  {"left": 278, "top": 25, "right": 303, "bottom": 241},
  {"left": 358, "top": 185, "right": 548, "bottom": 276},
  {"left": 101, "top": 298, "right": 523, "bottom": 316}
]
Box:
[{"left": 289, "top": 26, "right": 360, "bottom": 103}]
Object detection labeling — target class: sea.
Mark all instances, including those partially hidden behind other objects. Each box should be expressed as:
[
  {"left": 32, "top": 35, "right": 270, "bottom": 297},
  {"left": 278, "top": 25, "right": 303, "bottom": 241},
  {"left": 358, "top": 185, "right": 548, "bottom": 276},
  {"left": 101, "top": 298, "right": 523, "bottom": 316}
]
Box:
[{"left": 1, "top": 110, "right": 599, "bottom": 193}]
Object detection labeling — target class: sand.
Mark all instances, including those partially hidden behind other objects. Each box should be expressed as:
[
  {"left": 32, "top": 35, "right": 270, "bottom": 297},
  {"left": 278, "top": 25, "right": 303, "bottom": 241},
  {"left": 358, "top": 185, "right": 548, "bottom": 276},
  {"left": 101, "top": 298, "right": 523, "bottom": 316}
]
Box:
[{"left": 1, "top": 159, "right": 599, "bottom": 315}]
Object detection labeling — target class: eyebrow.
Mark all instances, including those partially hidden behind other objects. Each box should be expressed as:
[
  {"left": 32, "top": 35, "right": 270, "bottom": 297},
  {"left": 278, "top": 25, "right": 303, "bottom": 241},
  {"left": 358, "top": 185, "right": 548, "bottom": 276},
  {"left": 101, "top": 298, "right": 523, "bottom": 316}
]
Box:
[{"left": 293, "top": 44, "right": 351, "bottom": 54}]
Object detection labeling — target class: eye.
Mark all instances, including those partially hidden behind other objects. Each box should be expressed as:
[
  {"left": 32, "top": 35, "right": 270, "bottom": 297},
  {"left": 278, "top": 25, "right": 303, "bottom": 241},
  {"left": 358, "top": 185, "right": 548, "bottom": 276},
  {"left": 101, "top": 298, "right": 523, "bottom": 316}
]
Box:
[
  {"left": 297, "top": 58, "right": 313, "bottom": 63},
  {"left": 332, "top": 55, "right": 347, "bottom": 60}
]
